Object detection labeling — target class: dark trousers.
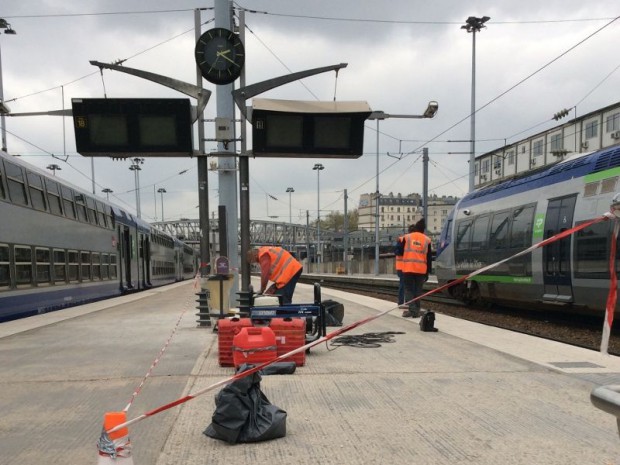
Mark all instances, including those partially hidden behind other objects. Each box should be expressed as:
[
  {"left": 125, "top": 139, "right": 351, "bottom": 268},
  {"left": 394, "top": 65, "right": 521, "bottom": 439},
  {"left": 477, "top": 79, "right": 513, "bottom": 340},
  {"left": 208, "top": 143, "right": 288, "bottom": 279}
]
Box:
[
  {"left": 397, "top": 270, "right": 405, "bottom": 305},
  {"left": 274, "top": 268, "right": 303, "bottom": 304},
  {"left": 402, "top": 273, "right": 426, "bottom": 311}
]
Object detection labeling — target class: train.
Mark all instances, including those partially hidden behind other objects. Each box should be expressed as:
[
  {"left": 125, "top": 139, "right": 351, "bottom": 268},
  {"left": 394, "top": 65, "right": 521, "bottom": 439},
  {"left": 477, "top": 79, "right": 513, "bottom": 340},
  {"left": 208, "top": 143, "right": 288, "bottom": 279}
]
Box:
[
  {"left": 435, "top": 144, "right": 620, "bottom": 315},
  {"left": 0, "top": 149, "right": 197, "bottom": 322}
]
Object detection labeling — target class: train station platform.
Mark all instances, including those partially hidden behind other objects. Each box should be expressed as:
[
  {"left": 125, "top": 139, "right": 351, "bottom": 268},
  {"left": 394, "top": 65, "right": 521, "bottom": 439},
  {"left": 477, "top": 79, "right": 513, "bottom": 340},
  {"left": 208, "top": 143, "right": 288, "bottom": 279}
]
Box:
[{"left": 1, "top": 279, "right": 619, "bottom": 465}]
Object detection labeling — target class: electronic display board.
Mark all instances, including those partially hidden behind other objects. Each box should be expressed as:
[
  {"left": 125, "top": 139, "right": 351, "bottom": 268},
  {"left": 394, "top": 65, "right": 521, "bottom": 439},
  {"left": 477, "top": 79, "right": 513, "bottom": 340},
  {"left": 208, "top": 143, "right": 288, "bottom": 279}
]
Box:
[{"left": 72, "top": 98, "right": 193, "bottom": 157}]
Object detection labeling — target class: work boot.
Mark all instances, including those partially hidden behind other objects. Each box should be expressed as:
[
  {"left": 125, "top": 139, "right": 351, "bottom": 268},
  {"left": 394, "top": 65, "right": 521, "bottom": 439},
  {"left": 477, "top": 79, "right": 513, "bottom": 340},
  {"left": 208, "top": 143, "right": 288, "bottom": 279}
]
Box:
[
  {"left": 410, "top": 308, "right": 420, "bottom": 318},
  {"left": 401, "top": 310, "right": 412, "bottom": 318}
]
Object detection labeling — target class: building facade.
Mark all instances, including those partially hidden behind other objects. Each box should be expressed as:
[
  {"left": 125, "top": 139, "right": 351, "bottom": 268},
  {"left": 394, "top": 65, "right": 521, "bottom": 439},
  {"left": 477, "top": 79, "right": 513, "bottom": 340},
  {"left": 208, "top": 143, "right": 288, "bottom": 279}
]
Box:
[{"left": 475, "top": 101, "right": 620, "bottom": 188}]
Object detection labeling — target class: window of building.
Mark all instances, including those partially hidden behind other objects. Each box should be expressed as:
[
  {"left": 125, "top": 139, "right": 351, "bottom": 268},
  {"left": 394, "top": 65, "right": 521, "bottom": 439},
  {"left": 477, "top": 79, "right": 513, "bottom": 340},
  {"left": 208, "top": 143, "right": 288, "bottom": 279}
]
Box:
[
  {"left": 507, "top": 151, "right": 515, "bottom": 166},
  {"left": 585, "top": 120, "right": 598, "bottom": 139},
  {"left": 481, "top": 159, "right": 490, "bottom": 174},
  {"left": 606, "top": 113, "right": 620, "bottom": 133},
  {"left": 533, "top": 140, "right": 543, "bottom": 156},
  {"left": 550, "top": 133, "right": 563, "bottom": 152}
]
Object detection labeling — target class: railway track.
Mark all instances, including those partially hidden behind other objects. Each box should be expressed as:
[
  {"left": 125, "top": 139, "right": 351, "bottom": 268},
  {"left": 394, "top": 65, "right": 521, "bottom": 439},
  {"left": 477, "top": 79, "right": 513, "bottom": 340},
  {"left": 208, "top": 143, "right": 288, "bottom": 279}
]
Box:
[{"left": 301, "top": 273, "right": 620, "bottom": 356}]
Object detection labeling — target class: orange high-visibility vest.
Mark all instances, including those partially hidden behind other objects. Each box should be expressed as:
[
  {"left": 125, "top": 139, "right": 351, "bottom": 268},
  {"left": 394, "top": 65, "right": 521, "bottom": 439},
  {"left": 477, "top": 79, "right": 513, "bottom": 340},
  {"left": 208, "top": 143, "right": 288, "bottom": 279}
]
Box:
[
  {"left": 401, "top": 232, "right": 431, "bottom": 274},
  {"left": 258, "top": 246, "right": 302, "bottom": 287},
  {"left": 395, "top": 235, "right": 404, "bottom": 271}
]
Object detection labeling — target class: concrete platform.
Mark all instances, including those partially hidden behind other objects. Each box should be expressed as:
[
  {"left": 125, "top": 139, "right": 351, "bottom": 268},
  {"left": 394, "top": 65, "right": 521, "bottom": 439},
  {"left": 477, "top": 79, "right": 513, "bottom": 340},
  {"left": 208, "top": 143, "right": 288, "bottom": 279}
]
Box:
[{"left": 0, "top": 280, "right": 619, "bottom": 464}]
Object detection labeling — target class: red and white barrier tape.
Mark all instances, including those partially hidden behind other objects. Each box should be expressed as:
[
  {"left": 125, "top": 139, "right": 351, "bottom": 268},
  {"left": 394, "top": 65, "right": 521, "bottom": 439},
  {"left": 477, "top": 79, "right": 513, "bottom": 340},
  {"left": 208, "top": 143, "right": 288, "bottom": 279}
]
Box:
[{"left": 106, "top": 212, "right": 617, "bottom": 434}]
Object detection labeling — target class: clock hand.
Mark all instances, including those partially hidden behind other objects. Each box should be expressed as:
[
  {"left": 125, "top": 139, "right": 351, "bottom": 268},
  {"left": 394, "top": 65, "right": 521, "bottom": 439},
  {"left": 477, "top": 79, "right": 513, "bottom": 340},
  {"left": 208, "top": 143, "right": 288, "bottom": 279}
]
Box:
[{"left": 217, "top": 52, "right": 240, "bottom": 67}]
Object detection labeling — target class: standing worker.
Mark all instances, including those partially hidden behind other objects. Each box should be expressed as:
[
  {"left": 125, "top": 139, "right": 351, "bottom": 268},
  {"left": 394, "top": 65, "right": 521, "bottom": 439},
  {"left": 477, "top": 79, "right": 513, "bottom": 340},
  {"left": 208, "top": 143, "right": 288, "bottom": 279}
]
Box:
[
  {"left": 397, "top": 218, "right": 432, "bottom": 318},
  {"left": 394, "top": 225, "right": 413, "bottom": 308},
  {"left": 247, "top": 246, "right": 303, "bottom": 304}
]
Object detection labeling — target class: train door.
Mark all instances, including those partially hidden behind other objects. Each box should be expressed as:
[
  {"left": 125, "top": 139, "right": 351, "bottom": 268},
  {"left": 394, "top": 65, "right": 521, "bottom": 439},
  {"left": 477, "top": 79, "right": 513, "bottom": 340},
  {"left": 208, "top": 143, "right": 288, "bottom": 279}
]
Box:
[
  {"left": 122, "top": 226, "right": 133, "bottom": 290},
  {"left": 542, "top": 195, "right": 577, "bottom": 303}
]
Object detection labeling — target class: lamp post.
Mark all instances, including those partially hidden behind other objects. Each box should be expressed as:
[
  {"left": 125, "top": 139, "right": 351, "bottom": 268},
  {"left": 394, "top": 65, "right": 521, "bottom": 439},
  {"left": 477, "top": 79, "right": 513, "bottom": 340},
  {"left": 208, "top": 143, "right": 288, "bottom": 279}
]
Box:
[
  {"left": 129, "top": 157, "right": 144, "bottom": 218},
  {"left": 46, "top": 164, "right": 62, "bottom": 176},
  {"left": 157, "top": 187, "right": 167, "bottom": 222},
  {"left": 0, "top": 18, "right": 17, "bottom": 153},
  {"left": 461, "top": 15, "right": 490, "bottom": 192},
  {"left": 367, "top": 101, "right": 439, "bottom": 275},
  {"left": 286, "top": 187, "right": 295, "bottom": 247},
  {"left": 312, "top": 163, "right": 324, "bottom": 265},
  {"left": 102, "top": 188, "right": 113, "bottom": 200}
]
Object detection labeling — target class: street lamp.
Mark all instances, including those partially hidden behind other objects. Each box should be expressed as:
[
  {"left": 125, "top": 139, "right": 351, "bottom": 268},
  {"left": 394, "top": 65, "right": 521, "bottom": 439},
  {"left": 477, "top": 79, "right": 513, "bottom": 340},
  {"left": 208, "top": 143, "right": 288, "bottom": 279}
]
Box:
[
  {"left": 461, "top": 15, "right": 490, "bottom": 192},
  {"left": 102, "top": 188, "right": 113, "bottom": 200},
  {"left": 157, "top": 187, "right": 167, "bottom": 222},
  {"left": 0, "top": 18, "right": 17, "bottom": 153},
  {"left": 367, "top": 101, "right": 439, "bottom": 275},
  {"left": 286, "top": 187, "right": 294, "bottom": 225},
  {"left": 46, "top": 164, "right": 62, "bottom": 176},
  {"left": 312, "top": 163, "right": 324, "bottom": 265},
  {"left": 129, "top": 157, "right": 144, "bottom": 218}
]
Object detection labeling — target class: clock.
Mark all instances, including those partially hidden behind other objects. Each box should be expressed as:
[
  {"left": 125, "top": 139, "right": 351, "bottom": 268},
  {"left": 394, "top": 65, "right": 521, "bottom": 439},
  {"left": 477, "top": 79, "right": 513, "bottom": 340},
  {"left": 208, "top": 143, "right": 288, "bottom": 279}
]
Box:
[{"left": 195, "top": 27, "right": 245, "bottom": 85}]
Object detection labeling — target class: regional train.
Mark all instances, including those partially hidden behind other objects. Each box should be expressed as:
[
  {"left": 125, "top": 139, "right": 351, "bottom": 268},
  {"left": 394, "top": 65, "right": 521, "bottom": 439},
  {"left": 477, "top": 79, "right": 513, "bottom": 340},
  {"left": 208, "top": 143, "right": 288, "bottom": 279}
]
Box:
[
  {"left": 0, "top": 150, "right": 197, "bottom": 322},
  {"left": 435, "top": 145, "right": 620, "bottom": 315}
]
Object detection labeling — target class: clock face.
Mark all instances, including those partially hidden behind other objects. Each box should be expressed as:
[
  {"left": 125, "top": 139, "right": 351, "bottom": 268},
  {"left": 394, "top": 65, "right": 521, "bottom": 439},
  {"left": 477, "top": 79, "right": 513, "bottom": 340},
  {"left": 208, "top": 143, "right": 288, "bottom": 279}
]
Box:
[{"left": 195, "top": 27, "right": 245, "bottom": 85}]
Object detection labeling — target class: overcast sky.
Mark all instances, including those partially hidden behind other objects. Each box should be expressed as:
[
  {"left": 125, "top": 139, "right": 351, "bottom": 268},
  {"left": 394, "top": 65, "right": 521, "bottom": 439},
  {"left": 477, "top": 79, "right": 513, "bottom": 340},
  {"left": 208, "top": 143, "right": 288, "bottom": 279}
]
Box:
[{"left": 1, "top": 1, "right": 619, "bottom": 225}]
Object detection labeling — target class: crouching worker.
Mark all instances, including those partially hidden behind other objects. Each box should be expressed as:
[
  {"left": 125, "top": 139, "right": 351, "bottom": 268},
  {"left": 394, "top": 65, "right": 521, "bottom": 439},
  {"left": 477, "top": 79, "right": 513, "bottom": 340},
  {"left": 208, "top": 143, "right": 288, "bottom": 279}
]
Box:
[{"left": 247, "top": 247, "right": 303, "bottom": 304}]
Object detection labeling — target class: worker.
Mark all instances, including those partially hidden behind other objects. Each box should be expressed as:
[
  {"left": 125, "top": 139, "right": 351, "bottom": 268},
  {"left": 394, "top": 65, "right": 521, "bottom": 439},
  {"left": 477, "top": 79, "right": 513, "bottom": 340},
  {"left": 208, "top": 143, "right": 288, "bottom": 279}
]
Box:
[
  {"left": 397, "top": 218, "right": 432, "bottom": 318},
  {"left": 394, "top": 226, "right": 413, "bottom": 308},
  {"left": 247, "top": 246, "right": 303, "bottom": 304}
]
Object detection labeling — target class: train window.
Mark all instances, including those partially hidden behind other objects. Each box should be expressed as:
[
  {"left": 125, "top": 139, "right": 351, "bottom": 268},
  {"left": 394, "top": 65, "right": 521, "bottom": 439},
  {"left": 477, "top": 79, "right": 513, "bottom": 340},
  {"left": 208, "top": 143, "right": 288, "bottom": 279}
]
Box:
[
  {"left": 470, "top": 215, "right": 490, "bottom": 250},
  {"left": 601, "top": 177, "right": 618, "bottom": 194},
  {"left": 45, "top": 179, "right": 63, "bottom": 216},
  {"left": 81, "top": 252, "right": 91, "bottom": 280},
  {"left": 101, "top": 253, "right": 109, "bottom": 279},
  {"left": 583, "top": 182, "right": 599, "bottom": 197},
  {"left": 105, "top": 205, "right": 114, "bottom": 229},
  {"left": 0, "top": 244, "right": 9, "bottom": 288},
  {"left": 574, "top": 221, "right": 613, "bottom": 278},
  {"left": 489, "top": 212, "right": 511, "bottom": 250},
  {"left": 95, "top": 201, "right": 107, "bottom": 227},
  {"left": 0, "top": 162, "right": 5, "bottom": 200},
  {"left": 92, "top": 253, "right": 101, "bottom": 280},
  {"left": 27, "top": 172, "right": 47, "bottom": 212},
  {"left": 53, "top": 249, "right": 66, "bottom": 283},
  {"left": 35, "top": 248, "right": 51, "bottom": 284},
  {"left": 455, "top": 220, "right": 473, "bottom": 252},
  {"left": 510, "top": 205, "right": 535, "bottom": 249},
  {"left": 75, "top": 195, "right": 89, "bottom": 223},
  {"left": 15, "top": 246, "right": 33, "bottom": 286},
  {"left": 68, "top": 250, "right": 79, "bottom": 282},
  {"left": 86, "top": 197, "right": 98, "bottom": 226},
  {"left": 61, "top": 186, "right": 77, "bottom": 220},
  {"left": 110, "top": 254, "right": 118, "bottom": 279},
  {"left": 4, "top": 161, "right": 29, "bottom": 206}
]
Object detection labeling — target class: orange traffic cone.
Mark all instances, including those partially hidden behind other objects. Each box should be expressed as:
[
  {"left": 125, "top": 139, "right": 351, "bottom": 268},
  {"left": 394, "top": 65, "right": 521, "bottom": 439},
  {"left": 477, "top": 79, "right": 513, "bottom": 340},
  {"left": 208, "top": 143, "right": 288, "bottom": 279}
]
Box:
[{"left": 97, "top": 411, "right": 134, "bottom": 464}]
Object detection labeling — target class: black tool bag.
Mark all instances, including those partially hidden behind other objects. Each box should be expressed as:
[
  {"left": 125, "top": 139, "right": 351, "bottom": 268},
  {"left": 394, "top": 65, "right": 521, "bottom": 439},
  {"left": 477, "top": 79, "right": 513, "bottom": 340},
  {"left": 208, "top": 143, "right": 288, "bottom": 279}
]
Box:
[
  {"left": 419, "top": 311, "right": 438, "bottom": 332},
  {"left": 204, "top": 365, "right": 287, "bottom": 444},
  {"left": 322, "top": 299, "right": 345, "bottom": 326}
]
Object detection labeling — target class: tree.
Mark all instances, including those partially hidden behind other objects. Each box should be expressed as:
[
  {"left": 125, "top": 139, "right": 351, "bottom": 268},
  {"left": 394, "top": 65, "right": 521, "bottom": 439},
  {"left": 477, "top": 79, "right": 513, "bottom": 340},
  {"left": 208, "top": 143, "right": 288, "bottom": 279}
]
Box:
[{"left": 315, "top": 209, "right": 358, "bottom": 232}]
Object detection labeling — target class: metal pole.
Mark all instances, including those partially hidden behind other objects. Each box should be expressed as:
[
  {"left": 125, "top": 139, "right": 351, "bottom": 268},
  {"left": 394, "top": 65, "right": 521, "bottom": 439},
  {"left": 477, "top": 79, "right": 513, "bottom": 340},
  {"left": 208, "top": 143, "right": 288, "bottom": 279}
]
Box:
[
  {"left": 160, "top": 190, "right": 165, "bottom": 222},
  {"left": 469, "top": 28, "right": 476, "bottom": 193},
  {"left": 374, "top": 119, "right": 380, "bottom": 275},
  {"left": 154, "top": 186, "right": 157, "bottom": 221},
  {"left": 0, "top": 35, "right": 6, "bottom": 152},
  {"left": 195, "top": 8, "right": 211, "bottom": 275},
  {"left": 343, "top": 188, "right": 349, "bottom": 274},
  {"left": 317, "top": 169, "right": 321, "bottom": 265},
  {"left": 238, "top": 8, "right": 252, "bottom": 294},
  {"left": 423, "top": 148, "right": 428, "bottom": 228}
]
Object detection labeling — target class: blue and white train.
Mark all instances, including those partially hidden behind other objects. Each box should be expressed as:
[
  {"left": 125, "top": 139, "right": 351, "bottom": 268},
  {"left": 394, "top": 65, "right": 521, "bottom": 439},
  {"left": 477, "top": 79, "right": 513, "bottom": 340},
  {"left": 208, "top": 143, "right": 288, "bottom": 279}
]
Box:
[
  {"left": 0, "top": 150, "right": 197, "bottom": 322},
  {"left": 435, "top": 145, "right": 620, "bottom": 315}
]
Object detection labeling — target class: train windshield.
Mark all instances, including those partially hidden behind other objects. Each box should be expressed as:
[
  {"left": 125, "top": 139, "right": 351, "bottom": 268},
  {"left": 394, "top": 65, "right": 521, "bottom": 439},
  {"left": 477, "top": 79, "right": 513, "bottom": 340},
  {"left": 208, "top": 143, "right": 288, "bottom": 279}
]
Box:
[{"left": 436, "top": 208, "right": 455, "bottom": 257}]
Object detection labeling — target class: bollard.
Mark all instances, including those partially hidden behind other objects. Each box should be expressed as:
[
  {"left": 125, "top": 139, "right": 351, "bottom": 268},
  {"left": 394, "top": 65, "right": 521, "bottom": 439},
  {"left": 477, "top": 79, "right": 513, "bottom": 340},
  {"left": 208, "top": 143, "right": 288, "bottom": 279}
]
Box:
[{"left": 195, "top": 290, "right": 211, "bottom": 327}]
